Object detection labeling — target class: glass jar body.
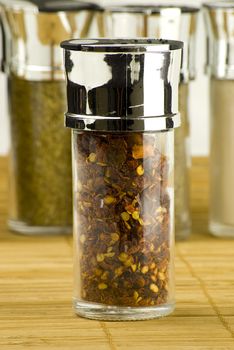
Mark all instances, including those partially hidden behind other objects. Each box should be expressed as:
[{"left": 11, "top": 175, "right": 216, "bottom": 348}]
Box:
[
  {"left": 8, "top": 75, "right": 72, "bottom": 234},
  {"left": 209, "top": 78, "right": 234, "bottom": 237},
  {"left": 174, "top": 83, "right": 191, "bottom": 240},
  {"left": 72, "top": 129, "right": 175, "bottom": 320}
]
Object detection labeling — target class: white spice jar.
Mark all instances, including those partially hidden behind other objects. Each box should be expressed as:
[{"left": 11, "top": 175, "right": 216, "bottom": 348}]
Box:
[{"left": 204, "top": 1, "right": 234, "bottom": 237}]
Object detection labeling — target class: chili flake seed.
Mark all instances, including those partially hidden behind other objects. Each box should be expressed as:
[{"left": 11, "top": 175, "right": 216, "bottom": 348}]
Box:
[
  {"left": 121, "top": 212, "right": 130, "bottom": 221},
  {"left": 132, "top": 211, "right": 140, "bottom": 220},
  {"left": 104, "top": 177, "right": 111, "bottom": 185},
  {"left": 124, "top": 256, "right": 133, "bottom": 267},
  {"left": 158, "top": 272, "right": 166, "bottom": 281},
  {"left": 150, "top": 283, "right": 159, "bottom": 293},
  {"left": 104, "top": 195, "right": 116, "bottom": 205},
  {"left": 136, "top": 164, "right": 144, "bottom": 176},
  {"left": 98, "top": 283, "right": 108, "bottom": 290},
  {"left": 151, "top": 275, "right": 157, "bottom": 282},
  {"left": 124, "top": 221, "right": 131, "bottom": 230},
  {"left": 119, "top": 192, "right": 126, "bottom": 199},
  {"left": 101, "top": 271, "right": 109, "bottom": 280},
  {"left": 96, "top": 162, "right": 107, "bottom": 167},
  {"left": 141, "top": 266, "right": 149, "bottom": 274},
  {"left": 136, "top": 297, "right": 143, "bottom": 304},
  {"left": 105, "top": 252, "right": 115, "bottom": 258},
  {"left": 118, "top": 252, "right": 128, "bottom": 262},
  {"left": 138, "top": 218, "right": 144, "bottom": 226},
  {"left": 88, "top": 153, "right": 96, "bottom": 163},
  {"left": 96, "top": 254, "right": 105, "bottom": 262},
  {"left": 115, "top": 267, "right": 124, "bottom": 276},
  {"left": 110, "top": 233, "right": 119, "bottom": 242},
  {"left": 133, "top": 291, "right": 139, "bottom": 300}
]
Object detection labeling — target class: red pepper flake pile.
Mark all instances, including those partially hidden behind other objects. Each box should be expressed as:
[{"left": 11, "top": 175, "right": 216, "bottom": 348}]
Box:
[{"left": 74, "top": 132, "right": 171, "bottom": 307}]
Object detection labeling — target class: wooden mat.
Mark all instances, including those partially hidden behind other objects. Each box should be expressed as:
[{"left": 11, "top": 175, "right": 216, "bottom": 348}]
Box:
[{"left": 0, "top": 157, "right": 234, "bottom": 349}]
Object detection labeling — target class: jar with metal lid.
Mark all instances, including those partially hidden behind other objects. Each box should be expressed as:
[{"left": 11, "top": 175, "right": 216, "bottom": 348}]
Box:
[
  {"left": 204, "top": 2, "right": 234, "bottom": 237},
  {"left": 0, "top": 0, "right": 101, "bottom": 234},
  {"left": 102, "top": 4, "right": 199, "bottom": 240},
  {"left": 61, "top": 38, "right": 182, "bottom": 320}
]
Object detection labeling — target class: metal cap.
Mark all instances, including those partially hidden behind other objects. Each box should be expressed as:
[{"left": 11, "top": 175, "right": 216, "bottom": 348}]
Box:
[
  {"left": 103, "top": 4, "right": 199, "bottom": 83},
  {"left": 0, "top": 0, "right": 101, "bottom": 80},
  {"left": 61, "top": 38, "right": 183, "bottom": 132},
  {"left": 203, "top": 1, "right": 234, "bottom": 79}
]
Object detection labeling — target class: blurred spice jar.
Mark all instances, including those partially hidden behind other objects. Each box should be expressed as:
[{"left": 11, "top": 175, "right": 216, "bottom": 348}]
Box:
[
  {"left": 0, "top": 0, "right": 101, "bottom": 234},
  {"left": 204, "top": 1, "right": 234, "bottom": 237},
  {"left": 61, "top": 38, "right": 183, "bottom": 320},
  {"left": 102, "top": 4, "right": 200, "bottom": 240}
]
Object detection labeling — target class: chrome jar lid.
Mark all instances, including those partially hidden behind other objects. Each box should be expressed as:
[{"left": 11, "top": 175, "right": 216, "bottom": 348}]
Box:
[{"left": 61, "top": 38, "right": 183, "bottom": 132}]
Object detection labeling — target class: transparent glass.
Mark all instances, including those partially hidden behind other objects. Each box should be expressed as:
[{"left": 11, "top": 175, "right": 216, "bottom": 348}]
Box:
[
  {"left": 209, "top": 79, "right": 234, "bottom": 237},
  {"left": 72, "top": 130, "right": 175, "bottom": 320},
  {"left": 174, "top": 83, "right": 191, "bottom": 240},
  {"left": 8, "top": 75, "right": 72, "bottom": 234}
]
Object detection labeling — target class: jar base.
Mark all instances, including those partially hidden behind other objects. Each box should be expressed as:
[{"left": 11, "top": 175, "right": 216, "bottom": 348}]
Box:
[
  {"left": 73, "top": 299, "right": 175, "bottom": 321},
  {"left": 209, "top": 221, "right": 234, "bottom": 238},
  {"left": 8, "top": 219, "right": 72, "bottom": 235}
]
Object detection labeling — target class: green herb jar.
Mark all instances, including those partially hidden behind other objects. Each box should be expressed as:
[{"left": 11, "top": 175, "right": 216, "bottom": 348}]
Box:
[{"left": 0, "top": 0, "right": 100, "bottom": 234}]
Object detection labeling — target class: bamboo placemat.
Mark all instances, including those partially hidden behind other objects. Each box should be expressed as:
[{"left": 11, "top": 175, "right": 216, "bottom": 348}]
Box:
[{"left": 0, "top": 157, "right": 234, "bottom": 350}]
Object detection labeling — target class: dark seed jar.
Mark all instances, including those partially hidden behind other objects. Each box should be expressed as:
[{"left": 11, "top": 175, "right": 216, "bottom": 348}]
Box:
[
  {"left": 61, "top": 39, "right": 183, "bottom": 320},
  {"left": 0, "top": 0, "right": 101, "bottom": 234}
]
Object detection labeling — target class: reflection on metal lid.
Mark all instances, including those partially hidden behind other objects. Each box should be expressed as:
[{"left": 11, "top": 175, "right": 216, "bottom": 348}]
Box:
[
  {"left": 60, "top": 38, "right": 184, "bottom": 53},
  {"left": 105, "top": 4, "right": 200, "bottom": 14}
]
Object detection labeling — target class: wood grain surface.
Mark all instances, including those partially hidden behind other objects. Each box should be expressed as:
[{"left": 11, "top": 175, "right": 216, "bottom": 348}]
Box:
[{"left": 0, "top": 157, "right": 234, "bottom": 350}]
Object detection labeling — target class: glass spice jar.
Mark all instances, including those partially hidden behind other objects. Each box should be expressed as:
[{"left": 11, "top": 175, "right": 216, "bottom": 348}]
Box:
[
  {"left": 61, "top": 38, "right": 183, "bottom": 320},
  {"left": 204, "top": 2, "right": 234, "bottom": 237},
  {"left": 0, "top": 0, "right": 101, "bottom": 234},
  {"left": 103, "top": 4, "right": 199, "bottom": 240}
]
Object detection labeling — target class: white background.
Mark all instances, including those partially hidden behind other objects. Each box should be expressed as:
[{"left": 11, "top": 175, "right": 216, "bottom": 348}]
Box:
[{"left": 0, "top": 1, "right": 209, "bottom": 156}]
